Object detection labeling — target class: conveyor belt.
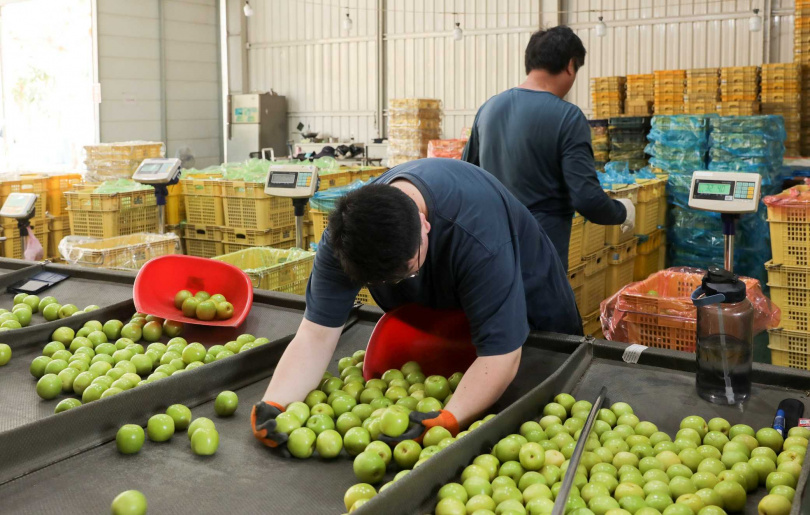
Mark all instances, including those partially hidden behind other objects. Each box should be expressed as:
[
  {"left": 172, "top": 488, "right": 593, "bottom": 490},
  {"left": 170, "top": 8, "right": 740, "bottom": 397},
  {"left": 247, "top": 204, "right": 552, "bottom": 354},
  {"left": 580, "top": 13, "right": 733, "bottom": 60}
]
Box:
[
  {"left": 0, "top": 323, "right": 581, "bottom": 513},
  {"left": 362, "top": 337, "right": 810, "bottom": 515}
]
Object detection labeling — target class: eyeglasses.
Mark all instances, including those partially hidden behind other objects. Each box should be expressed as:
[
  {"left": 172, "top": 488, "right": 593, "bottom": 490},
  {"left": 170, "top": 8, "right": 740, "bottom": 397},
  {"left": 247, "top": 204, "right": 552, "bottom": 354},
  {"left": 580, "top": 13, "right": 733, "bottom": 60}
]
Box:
[{"left": 377, "top": 233, "right": 422, "bottom": 286}]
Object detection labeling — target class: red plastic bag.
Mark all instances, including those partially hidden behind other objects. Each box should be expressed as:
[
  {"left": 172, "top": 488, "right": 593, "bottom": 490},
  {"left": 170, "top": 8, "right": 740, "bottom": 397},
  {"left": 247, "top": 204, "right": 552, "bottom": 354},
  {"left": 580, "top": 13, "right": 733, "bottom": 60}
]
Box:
[
  {"left": 600, "top": 267, "right": 780, "bottom": 351},
  {"left": 427, "top": 139, "right": 467, "bottom": 159}
]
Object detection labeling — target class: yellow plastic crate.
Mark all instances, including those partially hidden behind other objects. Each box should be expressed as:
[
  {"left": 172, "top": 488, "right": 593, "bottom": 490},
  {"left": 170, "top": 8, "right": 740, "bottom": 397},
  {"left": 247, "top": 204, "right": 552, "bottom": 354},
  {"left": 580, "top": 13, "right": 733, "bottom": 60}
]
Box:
[
  {"left": 221, "top": 226, "right": 296, "bottom": 246},
  {"left": 635, "top": 178, "right": 666, "bottom": 203},
  {"left": 765, "top": 260, "right": 810, "bottom": 287},
  {"left": 49, "top": 228, "right": 67, "bottom": 259},
  {"left": 213, "top": 247, "right": 315, "bottom": 294},
  {"left": 637, "top": 228, "right": 665, "bottom": 254},
  {"left": 608, "top": 238, "right": 638, "bottom": 265},
  {"left": 634, "top": 245, "right": 663, "bottom": 281},
  {"left": 180, "top": 176, "right": 223, "bottom": 196},
  {"left": 568, "top": 262, "right": 586, "bottom": 290},
  {"left": 582, "top": 247, "right": 609, "bottom": 276},
  {"left": 48, "top": 215, "right": 70, "bottom": 231},
  {"left": 46, "top": 174, "right": 83, "bottom": 217},
  {"left": 185, "top": 195, "right": 224, "bottom": 226},
  {"left": 636, "top": 199, "right": 660, "bottom": 235},
  {"left": 311, "top": 210, "right": 329, "bottom": 243},
  {"left": 84, "top": 142, "right": 163, "bottom": 162},
  {"left": 569, "top": 216, "right": 585, "bottom": 266},
  {"left": 606, "top": 259, "right": 636, "bottom": 297},
  {"left": 319, "top": 170, "right": 355, "bottom": 191},
  {"left": 356, "top": 287, "right": 378, "bottom": 307},
  {"left": 223, "top": 196, "right": 295, "bottom": 230},
  {"left": 582, "top": 221, "right": 607, "bottom": 255},
  {"left": 582, "top": 309, "right": 601, "bottom": 337},
  {"left": 658, "top": 196, "right": 667, "bottom": 226},
  {"left": 769, "top": 329, "right": 810, "bottom": 370},
  {"left": 184, "top": 238, "right": 224, "bottom": 259},
  {"left": 183, "top": 224, "right": 223, "bottom": 242},
  {"left": 582, "top": 268, "right": 607, "bottom": 314},
  {"left": 166, "top": 194, "right": 185, "bottom": 226},
  {"left": 768, "top": 221, "right": 810, "bottom": 266},
  {"left": 2, "top": 227, "right": 48, "bottom": 260},
  {"left": 47, "top": 173, "right": 83, "bottom": 192},
  {"left": 68, "top": 205, "right": 157, "bottom": 239},
  {"left": 61, "top": 233, "right": 180, "bottom": 270},
  {"left": 0, "top": 175, "right": 48, "bottom": 197},
  {"left": 65, "top": 186, "right": 156, "bottom": 212}
]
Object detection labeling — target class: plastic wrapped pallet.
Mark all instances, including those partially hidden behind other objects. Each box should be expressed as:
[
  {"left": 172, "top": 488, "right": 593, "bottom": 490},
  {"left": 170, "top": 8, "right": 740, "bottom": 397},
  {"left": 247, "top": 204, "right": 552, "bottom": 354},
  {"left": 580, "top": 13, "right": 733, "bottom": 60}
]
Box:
[
  {"left": 83, "top": 141, "right": 164, "bottom": 183},
  {"left": 387, "top": 99, "right": 442, "bottom": 164},
  {"left": 427, "top": 139, "right": 467, "bottom": 159},
  {"left": 59, "top": 233, "right": 181, "bottom": 270}
]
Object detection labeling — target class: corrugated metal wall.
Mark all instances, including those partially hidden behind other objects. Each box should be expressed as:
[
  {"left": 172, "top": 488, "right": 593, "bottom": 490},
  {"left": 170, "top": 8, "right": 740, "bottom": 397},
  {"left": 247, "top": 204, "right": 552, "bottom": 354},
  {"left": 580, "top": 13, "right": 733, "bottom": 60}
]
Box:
[
  {"left": 564, "top": 0, "right": 796, "bottom": 116},
  {"left": 244, "top": 0, "right": 798, "bottom": 141},
  {"left": 97, "top": 0, "right": 222, "bottom": 167},
  {"left": 246, "top": 0, "right": 379, "bottom": 144}
]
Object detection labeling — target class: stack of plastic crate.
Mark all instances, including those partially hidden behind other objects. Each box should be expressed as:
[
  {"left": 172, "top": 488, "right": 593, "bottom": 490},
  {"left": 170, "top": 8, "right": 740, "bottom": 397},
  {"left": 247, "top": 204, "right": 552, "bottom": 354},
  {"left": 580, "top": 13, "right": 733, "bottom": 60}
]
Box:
[
  {"left": 181, "top": 174, "right": 226, "bottom": 258},
  {"left": 83, "top": 142, "right": 164, "bottom": 182},
  {"left": 387, "top": 99, "right": 442, "bottom": 167},
  {"left": 760, "top": 63, "right": 801, "bottom": 157},
  {"left": 608, "top": 117, "right": 651, "bottom": 171},
  {"left": 64, "top": 185, "right": 157, "bottom": 241},
  {"left": 719, "top": 66, "right": 760, "bottom": 116},
  {"left": 764, "top": 185, "right": 810, "bottom": 369},
  {"left": 796, "top": 0, "right": 810, "bottom": 155},
  {"left": 46, "top": 174, "right": 83, "bottom": 260},
  {"left": 685, "top": 68, "right": 720, "bottom": 114},
  {"left": 654, "top": 70, "right": 686, "bottom": 115},
  {"left": 0, "top": 175, "right": 49, "bottom": 259},
  {"left": 591, "top": 77, "right": 625, "bottom": 118},
  {"left": 625, "top": 74, "right": 654, "bottom": 116},
  {"left": 589, "top": 120, "right": 609, "bottom": 171}
]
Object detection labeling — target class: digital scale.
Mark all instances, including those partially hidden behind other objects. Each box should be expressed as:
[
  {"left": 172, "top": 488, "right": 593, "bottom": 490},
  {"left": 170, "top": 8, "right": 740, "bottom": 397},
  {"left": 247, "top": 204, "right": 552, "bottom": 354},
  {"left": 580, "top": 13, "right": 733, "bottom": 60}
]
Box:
[
  {"left": 0, "top": 192, "right": 39, "bottom": 255},
  {"left": 265, "top": 165, "right": 319, "bottom": 249},
  {"left": 688, "top": 171, "right": 762, "bottom": 272},
  {"left": 132, "top": 158, "right": 183, "bottom": 234}
]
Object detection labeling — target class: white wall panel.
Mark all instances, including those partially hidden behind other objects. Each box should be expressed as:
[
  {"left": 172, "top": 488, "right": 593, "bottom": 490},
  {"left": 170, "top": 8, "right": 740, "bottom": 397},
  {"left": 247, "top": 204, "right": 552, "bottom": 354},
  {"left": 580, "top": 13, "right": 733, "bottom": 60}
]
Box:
[{"left": 247, "top": 0, "right": 379, "bottom": 144}]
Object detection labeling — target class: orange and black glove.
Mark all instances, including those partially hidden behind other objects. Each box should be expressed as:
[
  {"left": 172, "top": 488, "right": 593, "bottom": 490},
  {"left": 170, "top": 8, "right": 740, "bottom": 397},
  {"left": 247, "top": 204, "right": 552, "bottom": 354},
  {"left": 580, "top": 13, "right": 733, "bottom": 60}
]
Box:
[
  {"left": 251, "top": 400, "right": 287, "bottom": 448},
  {"left": 378, "top": 410, "right": 459, "bottom": 445}
]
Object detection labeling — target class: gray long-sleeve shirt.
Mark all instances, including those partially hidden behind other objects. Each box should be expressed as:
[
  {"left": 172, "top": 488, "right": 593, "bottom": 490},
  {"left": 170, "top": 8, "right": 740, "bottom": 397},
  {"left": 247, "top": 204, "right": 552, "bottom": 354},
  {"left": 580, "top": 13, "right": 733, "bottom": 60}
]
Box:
[{"left": 462, "top": 88, "right": 626, "bottom": 269}]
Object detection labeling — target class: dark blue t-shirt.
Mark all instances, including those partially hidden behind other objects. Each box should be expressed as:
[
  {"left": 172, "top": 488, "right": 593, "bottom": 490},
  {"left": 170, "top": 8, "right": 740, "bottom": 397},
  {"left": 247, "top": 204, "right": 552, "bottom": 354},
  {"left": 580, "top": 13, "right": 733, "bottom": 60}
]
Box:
[{"left": 304, "top": 159, "right": 583, "bottom": 356}]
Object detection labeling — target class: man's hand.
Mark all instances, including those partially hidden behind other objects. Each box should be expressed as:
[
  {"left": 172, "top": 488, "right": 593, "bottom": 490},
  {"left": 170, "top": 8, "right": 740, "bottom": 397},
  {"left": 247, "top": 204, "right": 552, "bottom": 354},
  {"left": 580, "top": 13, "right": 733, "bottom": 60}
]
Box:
[
  {"left": 378, "top": 410, "right": 459, "bottom": 445},
  {"left": 617, "top": 198, "right": 636, "bottom": 234},
  {"left": 251, "top": 401, "right": 287, "bottom": 448}
]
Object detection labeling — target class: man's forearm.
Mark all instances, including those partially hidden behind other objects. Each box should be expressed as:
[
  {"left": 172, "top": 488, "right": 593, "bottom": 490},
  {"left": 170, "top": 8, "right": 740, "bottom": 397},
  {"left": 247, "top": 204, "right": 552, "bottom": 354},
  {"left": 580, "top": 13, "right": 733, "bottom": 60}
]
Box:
[
  {"left": 261, "top": 318, "right": 341, "bottom": 407},
  {"left": 444, "top": 348, "right": 522, "bottom": 427}
]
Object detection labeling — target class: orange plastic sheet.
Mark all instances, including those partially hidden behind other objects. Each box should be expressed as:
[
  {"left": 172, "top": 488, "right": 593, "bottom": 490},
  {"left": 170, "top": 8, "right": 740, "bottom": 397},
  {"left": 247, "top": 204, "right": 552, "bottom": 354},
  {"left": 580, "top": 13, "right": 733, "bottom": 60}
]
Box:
[
  {"left": 601, "top": 267, "right": 780, "bottom": 351},
  {"left": 427, "top": 139, "right": 467, "bottom": 159}
]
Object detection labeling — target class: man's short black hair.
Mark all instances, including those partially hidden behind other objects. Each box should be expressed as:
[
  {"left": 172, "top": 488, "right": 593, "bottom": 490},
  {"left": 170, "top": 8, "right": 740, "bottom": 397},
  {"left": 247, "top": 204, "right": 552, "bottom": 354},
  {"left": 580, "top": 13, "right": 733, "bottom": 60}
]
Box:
[
  {"left": 525, "top": 26, "right": 586, "bottom": 75},
  {"left": 328, "top": 184, "right": 421, "bottom": 285}
]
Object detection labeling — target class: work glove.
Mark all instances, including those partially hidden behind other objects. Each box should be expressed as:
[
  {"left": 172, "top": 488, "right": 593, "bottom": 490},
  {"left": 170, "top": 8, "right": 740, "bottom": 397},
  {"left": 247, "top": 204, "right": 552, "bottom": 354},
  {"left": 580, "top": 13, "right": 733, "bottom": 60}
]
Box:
[
  {"left": 251, "top": 400, "right": 287, "bottom": 448},
  {"left": 617, "top": 198, "right": 636, "bottom": 234},
  {"left": 378, "top": 410, "right": 459, "bottom": 445}
]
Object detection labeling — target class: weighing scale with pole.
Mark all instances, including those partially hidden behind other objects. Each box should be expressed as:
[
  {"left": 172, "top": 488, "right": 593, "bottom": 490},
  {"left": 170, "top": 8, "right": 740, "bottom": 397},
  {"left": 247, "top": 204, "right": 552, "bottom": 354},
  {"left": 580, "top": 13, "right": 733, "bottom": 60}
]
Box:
[
  {"left": 132, "top": 158, "right": 183, "bottom": 235},
  {"left": 0, "top": 192, "right": 39, "bottom": 251},
  {"left": 687, "top": 170, "right": 762, "bottom": 272},
  {"left": 264, "top": 164, "right": 319, "bottom": 249}
]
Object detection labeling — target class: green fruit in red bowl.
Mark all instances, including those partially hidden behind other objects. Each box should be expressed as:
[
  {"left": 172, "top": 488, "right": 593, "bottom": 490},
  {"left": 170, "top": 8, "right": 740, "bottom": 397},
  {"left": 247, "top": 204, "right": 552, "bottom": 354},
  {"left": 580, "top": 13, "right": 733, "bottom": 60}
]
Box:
[
  {"left": 175, "top": 290, "right": 192, "bottom": 309},
  {"left": 116, "top": 424, "right": 145, "bottom": 454},
  {"left": 181, "top": 297, "right": 199, "bottom": 317},
  {"left": 195, "top": 301, "right": 217, "bottom": 321},
  {"left": 216, "top": 302, "right": 234, "bottom": 320},
  {"left": 191, "top": 428, "right": 219, "bottom": 456},
  {"left": 214, "top": 390, "right": 238, "bottom": 416}
]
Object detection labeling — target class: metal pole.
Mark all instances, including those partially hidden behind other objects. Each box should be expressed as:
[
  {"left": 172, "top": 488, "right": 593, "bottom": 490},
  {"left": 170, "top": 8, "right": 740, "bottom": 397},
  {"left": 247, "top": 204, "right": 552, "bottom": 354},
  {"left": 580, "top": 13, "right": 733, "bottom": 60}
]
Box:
[
  {"left": 158, "top": 206, "right": 166, "bottom": 235},
  {"left": 724, "top": 234, "right": 734, "bottom": 273},
  {"left": 551, "top": 386, "right": 608, "bottom": 515},
  {"left": 295, "top": 215, "right": 303, "bottom": 249}
]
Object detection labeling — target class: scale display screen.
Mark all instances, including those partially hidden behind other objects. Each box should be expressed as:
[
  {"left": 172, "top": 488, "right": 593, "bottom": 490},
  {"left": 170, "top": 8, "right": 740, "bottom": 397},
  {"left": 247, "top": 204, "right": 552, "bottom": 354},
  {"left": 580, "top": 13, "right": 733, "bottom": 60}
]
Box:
[
  {"left": 269, "top": 171, "right": 296, "bottom": 187},
  {"left": 697, "top": 182, "right": 732, "bottom": 195},
  {"left": 138, "top": 163, "right": 163, "bottom": 174}
]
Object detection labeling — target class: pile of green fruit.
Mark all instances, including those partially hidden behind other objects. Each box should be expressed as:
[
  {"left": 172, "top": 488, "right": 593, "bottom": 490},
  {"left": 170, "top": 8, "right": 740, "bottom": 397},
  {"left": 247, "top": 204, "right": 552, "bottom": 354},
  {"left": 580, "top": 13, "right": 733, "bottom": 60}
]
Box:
[
  {"left": 116, "top": 393, "right": 234, "bottom": 457},
  {"left": 276, "top": 352, "right": 494, "bottom": 511},
  {"left": 417, "top": 394, "right": 805, "bottom": 515},
  {"left": 30, "top": 313, "right": 268, "bottom": 412},
  {"left": 175, "top": 290, "right": 234, "bottom": 321},
  {"left": 0, "top": 293, "right": 98, "bottom": 330}
]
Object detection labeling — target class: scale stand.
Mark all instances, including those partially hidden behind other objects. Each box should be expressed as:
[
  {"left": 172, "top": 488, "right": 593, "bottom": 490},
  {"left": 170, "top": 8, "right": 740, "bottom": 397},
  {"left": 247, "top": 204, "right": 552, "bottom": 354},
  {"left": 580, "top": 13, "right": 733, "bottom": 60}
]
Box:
[
  {"left": 265, "top": 164, "right": 319, "bottom": 250},
  {"left": 132, "top": 158, "right": 183, "bottom": 235},
  {"left": 688, "top": 171, "right": 763, "bottom": 274},
  {"left": 0, "top": 193, "right": 38, "bottom": 254}
]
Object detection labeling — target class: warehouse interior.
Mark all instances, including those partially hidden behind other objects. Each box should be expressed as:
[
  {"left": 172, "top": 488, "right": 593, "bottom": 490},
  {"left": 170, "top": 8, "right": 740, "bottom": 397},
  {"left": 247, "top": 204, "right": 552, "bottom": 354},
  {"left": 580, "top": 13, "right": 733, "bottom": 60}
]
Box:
[{"left": 2, "top": 1, "right": 810, "bottom": 514}]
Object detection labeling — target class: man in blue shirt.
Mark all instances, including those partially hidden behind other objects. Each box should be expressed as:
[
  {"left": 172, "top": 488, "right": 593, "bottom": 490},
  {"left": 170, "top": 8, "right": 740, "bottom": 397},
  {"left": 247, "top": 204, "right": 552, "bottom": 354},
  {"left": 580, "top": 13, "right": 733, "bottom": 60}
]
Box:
[
  {"left": 251, "top": 159, "right": 581, "bottom": 446},
  {"left": 463, "top": 26, "right": 635, "bottom": 271}
]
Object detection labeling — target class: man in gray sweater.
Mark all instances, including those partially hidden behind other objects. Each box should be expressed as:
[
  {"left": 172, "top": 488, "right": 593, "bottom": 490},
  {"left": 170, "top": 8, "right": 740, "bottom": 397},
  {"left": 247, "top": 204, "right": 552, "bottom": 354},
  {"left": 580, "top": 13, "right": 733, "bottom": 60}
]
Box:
[{"left": 463, "top": 26, "right": 635, "bottom": 271}]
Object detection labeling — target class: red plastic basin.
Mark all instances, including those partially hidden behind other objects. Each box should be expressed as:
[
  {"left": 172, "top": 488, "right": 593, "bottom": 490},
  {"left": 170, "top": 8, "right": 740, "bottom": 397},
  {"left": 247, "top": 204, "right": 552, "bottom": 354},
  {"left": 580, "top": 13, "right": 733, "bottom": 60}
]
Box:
[
  {"left": 133, "top": 255, "right": 253, "bottom": 327},
  {"left": 362, "top": 304, "right": 477, "bottom": 380}
]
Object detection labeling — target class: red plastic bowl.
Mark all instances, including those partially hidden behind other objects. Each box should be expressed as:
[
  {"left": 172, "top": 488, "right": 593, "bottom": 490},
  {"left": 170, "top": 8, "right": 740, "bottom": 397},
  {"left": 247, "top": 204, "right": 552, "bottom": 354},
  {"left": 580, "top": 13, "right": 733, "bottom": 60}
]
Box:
[
  {"left": 363, "top": 304, "right": 477, "bottom": 380},
  {"left": 133, "top": 255, "right": 253, "bottom": 327}
]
